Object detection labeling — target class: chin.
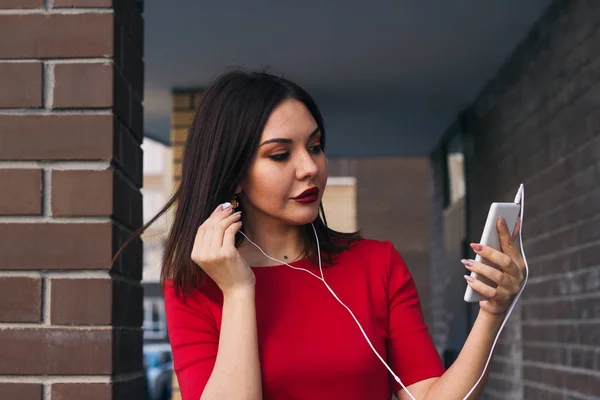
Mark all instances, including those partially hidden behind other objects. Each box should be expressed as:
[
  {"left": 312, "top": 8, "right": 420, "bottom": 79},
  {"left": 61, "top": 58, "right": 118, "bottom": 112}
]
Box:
[{"left": 288, "top": 205, "right": 321, "bottom": 225}]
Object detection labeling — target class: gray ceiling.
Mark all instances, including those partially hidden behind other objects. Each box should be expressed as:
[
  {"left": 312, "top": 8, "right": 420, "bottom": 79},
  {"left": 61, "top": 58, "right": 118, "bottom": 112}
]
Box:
[{"left": 143, "top": 0, "right": 553, "bottom": 156}]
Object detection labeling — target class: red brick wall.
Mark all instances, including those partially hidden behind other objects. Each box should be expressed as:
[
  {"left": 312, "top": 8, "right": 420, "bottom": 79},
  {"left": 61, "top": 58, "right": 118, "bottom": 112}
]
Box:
[
  {"left": 462, "top": 1, "right": 600, "bottom": 398},
  {"left": 0, "top": 1, "right": 145, "bottom": 398}
]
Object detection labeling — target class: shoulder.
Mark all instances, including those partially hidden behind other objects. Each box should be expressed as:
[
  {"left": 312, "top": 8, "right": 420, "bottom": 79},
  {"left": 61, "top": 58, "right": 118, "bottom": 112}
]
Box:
[
  {"left": 340, "top": 238, "right": 399, "bottom": 263},
  {"left": 163, "top": 278, "right": 222, "bottom": 315},
  {"left": 337, "top": 238, "right": 409, "bottom": 276}
]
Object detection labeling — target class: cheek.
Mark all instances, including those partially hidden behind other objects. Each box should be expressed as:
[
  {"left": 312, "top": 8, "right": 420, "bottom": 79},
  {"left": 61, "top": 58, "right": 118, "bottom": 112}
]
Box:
[{"left": 246, "top": 163, "right": 292, "bottom": 200}]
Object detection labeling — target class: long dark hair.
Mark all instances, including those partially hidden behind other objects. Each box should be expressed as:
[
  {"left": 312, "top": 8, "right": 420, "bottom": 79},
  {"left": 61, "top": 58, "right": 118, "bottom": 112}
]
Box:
[{"left": 114, "top": 70, "right": 361, "bottom": 297}]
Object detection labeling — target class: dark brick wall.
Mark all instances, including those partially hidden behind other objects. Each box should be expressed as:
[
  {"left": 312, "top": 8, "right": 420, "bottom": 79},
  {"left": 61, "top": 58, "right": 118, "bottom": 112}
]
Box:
[
  {"left": 461, "top": 1, "right": 600, "bottom": 398},
  {"left": 0, "top": 1, "right": 145, "bottom": 398}
]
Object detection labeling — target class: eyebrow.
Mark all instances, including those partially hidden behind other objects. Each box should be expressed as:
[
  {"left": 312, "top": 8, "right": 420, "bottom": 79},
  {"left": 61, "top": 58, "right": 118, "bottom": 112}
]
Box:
[{"left": 259, "top": 127, "right": 320, "bottom": 147}]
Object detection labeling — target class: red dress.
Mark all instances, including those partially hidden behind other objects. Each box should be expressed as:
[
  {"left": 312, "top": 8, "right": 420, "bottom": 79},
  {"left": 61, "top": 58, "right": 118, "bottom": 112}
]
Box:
[{"left": 164, "top": 239, "right": 445, "bottom": 400}]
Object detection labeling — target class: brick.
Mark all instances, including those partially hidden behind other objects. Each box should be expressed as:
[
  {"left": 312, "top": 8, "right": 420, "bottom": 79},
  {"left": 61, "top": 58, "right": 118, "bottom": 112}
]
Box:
[
  {"left": 0, "top": 223, "right": 112, "bottom": 270},
  {"left": 112, "top": 279, "right": 143, "bottom": 327},
  {"left": 51, "top": 169, "right": 142, "bottom": 229},
  {"left": 0, "top": 383, "right": 42, "bottom": 400},
  {"left": 0, "top": 63, "right": 42, "bottom": 108},
  {"left": 118, "top": 24, "right": 144, "bottom": 98},
  {"left": 171, "top": 128, "right": 189, "bottom": 144},
  {"left": 130, "top": 95, "right": 144, "bottom": 140},
  {"left": 0, "top": 277, "right": 42, "bottom": 322},
  {"left": 51, "top": 279, "right": 112, "bottom": 325},
  {"left": 172, "top": 110, "right": 195, "bottom": 127},
  {"left": 54, "top": 63, "right": 114, "bottom": 108},
  {"left": 0, "top": 115, "right": 114, "bottom": 160},
  {"left": 523, "top": 344, "right": 569, "bottom": 365},
  {"left": 113, "top": 67, "right": 131, "bottom": 130},
  {"left": 52, "top": 377, "right": 148, "bottom": 400},
  {"left": 0, "top": 169, "right": 42, "bottom": 215},
  {"left": 51, "top": 169, "right": 113, "bottom": 216},
  {"left": 51, "top": 383, "right": 110, "bottom": 400},
  {"left": 0, "top": 0, "right": 43, "bottom": 7},
  {"left": 113, "top": 171, "right": 143, "bottom": 229},
  {"left": 112, "top": 327, "right": 143, "bottom": 374},
  {"left": 523, "top": 365, "right": 600, "bottom": 397},
  {"left": 54, "top": 0, "right": 112, "bottom": 6},
  {"left": 51, "top": 278, "right": 142, "bottom": 326},
  {"left": 111, "top": 223, "right": 143, "bottom": 281},
  {"left": 173, "top": 144, "right": 184, "bottom": 162},
  {"left": 523, "top": 322, "right": 600, "bottom": 346},
  {"left": 0, "top": 14, "right": 114, "bottom": 58},
  {"left": 0, "top": 328, "right": 112, "bottom": 374},
  {"left": 173, "top": 93, "right": 193, "bottom": 110},
  {"left": 113, "top": 119, "right": 143, "bottom": 185}
]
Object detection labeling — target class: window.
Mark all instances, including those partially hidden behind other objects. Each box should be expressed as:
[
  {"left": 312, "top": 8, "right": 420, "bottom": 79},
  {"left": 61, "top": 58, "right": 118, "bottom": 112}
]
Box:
[
  {"left": 442, "top": 127, "right": 466, "bottom": 208},
  {"left": 143, "top": 297, "right": 167, "bottom": 340}
]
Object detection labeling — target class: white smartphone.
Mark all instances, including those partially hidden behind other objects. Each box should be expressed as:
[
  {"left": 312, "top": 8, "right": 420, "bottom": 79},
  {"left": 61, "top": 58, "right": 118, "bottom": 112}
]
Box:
[{"left": 463, "top": 202, "right": 521, "bottom": 303}]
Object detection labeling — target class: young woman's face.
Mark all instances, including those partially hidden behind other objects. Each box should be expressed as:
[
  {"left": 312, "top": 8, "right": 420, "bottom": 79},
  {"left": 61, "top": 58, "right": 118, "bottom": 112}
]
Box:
[{"left": 239, "top": 99, "right": 328, "bottom": 227}]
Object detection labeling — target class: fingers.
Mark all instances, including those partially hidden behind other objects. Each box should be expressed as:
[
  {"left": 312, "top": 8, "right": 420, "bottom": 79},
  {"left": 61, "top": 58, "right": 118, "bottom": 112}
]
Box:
[
  {"left": 497, "top": 216, "right": 525, "bottom": 270},
  {"left": 497, "top": 217, "right": 518, "bottom": 258},
  {"left": 464, "top": 275, "right": 511, "bottom": 303},
  {"left": 212, "top": 211, "right": 242, "bottom": 248},
  {"left": 461, "top": 259, "right": 503, "bottom": 286},
  {"left": 464, "top": 275, "right": 497, "bottom": 299},
  {"left": 198, "top": 203, "right": 236, "bottom": 248},
  {"left": 471, "top": 242, "right": 520, "bottom": 277},
  {"left": 223, "top": 218, "right": 243, "bottom": 248},
  {"left": 510, "top": 217, "right": 521, "bottom": 243}
]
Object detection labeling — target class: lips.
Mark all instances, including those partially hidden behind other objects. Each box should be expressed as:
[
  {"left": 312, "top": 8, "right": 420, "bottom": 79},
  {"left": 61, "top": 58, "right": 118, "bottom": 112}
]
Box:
[{"left": 293, "top": 187, "right": 320, "bottom": 204}]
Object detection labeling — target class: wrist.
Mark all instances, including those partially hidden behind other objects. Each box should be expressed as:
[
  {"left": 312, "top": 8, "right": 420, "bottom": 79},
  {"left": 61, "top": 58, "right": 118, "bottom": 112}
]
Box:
[
  {"left": 478, "top": 308, "right": 505, "bottom": 326},
  {"left": 222, "top": 283, "right": 255, "bottom": 300}
]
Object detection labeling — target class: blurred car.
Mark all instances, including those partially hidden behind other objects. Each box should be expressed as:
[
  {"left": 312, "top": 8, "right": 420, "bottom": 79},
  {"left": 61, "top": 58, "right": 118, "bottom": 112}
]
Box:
[{"left": 144, "top": 343, "right": 173, "bottom": 400}]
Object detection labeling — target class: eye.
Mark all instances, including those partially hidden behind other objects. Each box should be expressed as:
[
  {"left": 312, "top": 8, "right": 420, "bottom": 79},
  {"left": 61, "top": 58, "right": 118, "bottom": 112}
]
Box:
[
  {"left": 309, "top": 144, "right": 323, "bottom": 154},
  {"left": 269, "top": 152, "right": 290, "bottom": 161}
]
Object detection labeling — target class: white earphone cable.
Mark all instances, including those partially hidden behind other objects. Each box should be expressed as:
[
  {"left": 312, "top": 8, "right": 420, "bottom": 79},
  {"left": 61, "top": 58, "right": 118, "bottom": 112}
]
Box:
[
  {"left": 462, "top": 184, "right": 529, "bottom": 399},
  {"left": 236, "top": 183, "right": 528, "bottom": 400},
  {"left": 239, "top": 226, "right": 416, "bottom": 399}
]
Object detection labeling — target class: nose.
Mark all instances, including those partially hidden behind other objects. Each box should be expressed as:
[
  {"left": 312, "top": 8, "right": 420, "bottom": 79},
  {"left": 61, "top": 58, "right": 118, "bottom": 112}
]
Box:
[{"left": 295, "top": 149, "right": 319, "bottom": 181}]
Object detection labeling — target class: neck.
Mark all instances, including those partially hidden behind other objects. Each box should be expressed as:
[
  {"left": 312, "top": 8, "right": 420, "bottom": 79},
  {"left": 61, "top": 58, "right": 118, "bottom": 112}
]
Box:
[{"left": 239, "top": 211, "right": 306, "bottom": 267}]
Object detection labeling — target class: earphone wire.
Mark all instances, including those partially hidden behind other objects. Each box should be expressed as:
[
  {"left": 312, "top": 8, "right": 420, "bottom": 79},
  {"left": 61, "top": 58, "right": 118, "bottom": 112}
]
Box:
[
  {"left": 239, "top": 227, "right": 416, "bottom": 400},
  {"left": 462, "top": 183, "right": 529, "bottom": 399},
  {"left": 237, "top": 183, "right": 528, "bottom": 400}
]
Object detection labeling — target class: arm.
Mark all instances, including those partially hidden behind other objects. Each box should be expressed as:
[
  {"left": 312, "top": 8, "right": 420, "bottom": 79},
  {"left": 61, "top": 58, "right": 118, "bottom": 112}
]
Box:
[
  {"left": 400, "top": 310, "right": 502, "bottom": 400},
  {"left": 200, "top": 286, "right": 262, "bottom": 400},
  {"left": 400, "top": 217, "right": 525, "bottom": 400},
  {"left": 167, "top": 204, "right": 263, "bottom": 400}
]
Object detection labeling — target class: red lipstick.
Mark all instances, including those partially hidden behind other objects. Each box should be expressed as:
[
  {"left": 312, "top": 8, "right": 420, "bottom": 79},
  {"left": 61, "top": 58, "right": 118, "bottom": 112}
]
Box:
[{"left": 293, "top": 187, "right": 320, "bottom": 204}]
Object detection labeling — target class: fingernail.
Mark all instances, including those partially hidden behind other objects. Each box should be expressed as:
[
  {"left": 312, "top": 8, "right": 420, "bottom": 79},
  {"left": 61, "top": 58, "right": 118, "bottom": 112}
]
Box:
[
  {"left": 464, "top": 275, "right": 474, "bottom": 283},
  {"left": 233, "top": 211, "right": 241, "bottom": 215},
  {"left": 498, "top": 216, "right": 506, "bottom": 226},
  {"left": 222, "top": 202, "right": 232, "bottom": 211},
  {"left": 461, "top": 259, "right": 473, "bottom": 267},
  {"left": 471, "top": 243, "right": 483, "bottom": 251}
]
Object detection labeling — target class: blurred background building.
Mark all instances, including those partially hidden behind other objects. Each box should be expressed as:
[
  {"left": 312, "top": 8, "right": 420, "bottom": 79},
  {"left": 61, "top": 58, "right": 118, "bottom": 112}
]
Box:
[{"left": 0, "top": 1, "right": 599, "bottom": 399}]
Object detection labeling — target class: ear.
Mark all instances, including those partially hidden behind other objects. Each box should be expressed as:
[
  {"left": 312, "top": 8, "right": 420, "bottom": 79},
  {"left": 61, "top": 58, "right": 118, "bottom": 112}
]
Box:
[{"left": 235, "top": 184, "right": 242, "bottom": 195}]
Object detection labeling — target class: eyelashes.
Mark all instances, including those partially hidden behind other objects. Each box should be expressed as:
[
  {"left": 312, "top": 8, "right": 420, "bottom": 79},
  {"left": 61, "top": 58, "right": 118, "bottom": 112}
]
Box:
[{"left": 269, "top": 145, "right": 323, "bottom": 162}]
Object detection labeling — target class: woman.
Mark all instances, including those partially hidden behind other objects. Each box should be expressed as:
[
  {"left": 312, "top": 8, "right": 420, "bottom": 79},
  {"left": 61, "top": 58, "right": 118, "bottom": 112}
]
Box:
[{"left": 129, "top": 70, "right": 525, "bottom": 400}]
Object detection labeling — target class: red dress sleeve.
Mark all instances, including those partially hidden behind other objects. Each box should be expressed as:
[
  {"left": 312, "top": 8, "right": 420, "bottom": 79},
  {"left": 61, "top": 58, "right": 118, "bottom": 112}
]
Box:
[
  {"left": 163, "top": 280, "right": 218, "bottom": 400},
  {"left": 384, "top": 241, "right": 446, "bottom": 391}
]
